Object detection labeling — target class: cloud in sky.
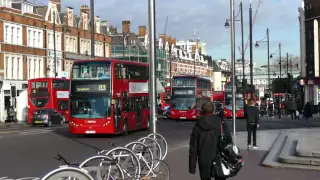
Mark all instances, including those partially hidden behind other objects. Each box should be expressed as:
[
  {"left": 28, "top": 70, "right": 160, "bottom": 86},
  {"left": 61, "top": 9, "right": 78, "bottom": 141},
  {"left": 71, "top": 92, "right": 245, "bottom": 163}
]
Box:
[{"left": 38, "top": 0, "right": 302, "bottom": 66}]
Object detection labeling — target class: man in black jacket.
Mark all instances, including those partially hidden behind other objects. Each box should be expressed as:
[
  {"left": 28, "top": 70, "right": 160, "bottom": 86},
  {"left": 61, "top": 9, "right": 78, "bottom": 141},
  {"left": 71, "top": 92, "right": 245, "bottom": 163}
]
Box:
[
  {"left": 189, "top": 102, "right": 231, "bottom": 180},
  {"left": 245, "top": 99, "right": 260, "bottom": 149}
]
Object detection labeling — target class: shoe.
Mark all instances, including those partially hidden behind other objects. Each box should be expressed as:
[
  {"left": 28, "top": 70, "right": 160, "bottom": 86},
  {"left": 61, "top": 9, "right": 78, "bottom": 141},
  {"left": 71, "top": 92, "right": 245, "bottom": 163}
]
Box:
[
  {"left": 252, "top": 145, "right": 258, "bottom": 149},
  {"left": 247, "top": 145, "right": 252, "bottom": 149}
]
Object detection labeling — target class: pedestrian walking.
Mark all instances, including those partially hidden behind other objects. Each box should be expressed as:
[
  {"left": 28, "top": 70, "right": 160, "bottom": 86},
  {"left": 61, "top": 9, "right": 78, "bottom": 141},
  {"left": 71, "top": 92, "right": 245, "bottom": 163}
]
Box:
[
  {"left": 291, "top": 98, "right": 297, "bottom": 119},
  {"left": 245, "top": 99, "right": 260, "bottom": 149},
  {"left": 303, "top": 102, "right": 312, "bottom": 127},
  {"left": 189, "top": 102, "right": 231, "bottom": 180}
]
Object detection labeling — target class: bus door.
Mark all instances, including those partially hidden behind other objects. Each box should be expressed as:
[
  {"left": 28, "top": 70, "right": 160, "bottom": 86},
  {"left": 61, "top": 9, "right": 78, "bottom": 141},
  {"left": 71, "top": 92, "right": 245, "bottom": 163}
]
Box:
[
  {"left": 136, "top": 97, "right": 142, "bottom": 129},
  {"left": 114, "top": 99, "right": 121, "bottom": 132}
]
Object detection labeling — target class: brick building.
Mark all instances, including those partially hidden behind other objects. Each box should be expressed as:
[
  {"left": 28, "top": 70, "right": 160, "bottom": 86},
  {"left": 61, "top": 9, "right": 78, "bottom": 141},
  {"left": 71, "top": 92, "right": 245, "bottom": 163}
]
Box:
[{"left": 0, "top": 0, "right": 111, "bottom": 122}]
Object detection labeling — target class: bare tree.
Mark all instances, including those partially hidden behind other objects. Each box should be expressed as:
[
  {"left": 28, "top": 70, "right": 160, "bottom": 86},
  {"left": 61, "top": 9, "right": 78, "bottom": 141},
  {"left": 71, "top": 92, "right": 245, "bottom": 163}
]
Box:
[{"left": 271, "top": 54, "right": 300, "bottom": 72}]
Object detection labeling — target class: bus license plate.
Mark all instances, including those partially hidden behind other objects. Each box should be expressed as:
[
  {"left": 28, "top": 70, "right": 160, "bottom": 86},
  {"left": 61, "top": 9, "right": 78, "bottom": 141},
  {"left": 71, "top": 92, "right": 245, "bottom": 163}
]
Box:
[
  {"left": 85, "top": 130, "right": 96, "bottom": 134},
  {"left": 35, "top": 121, "right": 42, "bottom": 124},
  {"left": 180, "top": 117, "right": 186, "bottom": 119}
]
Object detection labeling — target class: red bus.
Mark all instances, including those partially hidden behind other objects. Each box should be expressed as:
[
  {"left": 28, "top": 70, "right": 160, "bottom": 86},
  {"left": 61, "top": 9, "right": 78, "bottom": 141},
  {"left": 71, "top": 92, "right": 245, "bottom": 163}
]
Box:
[
  {"left": 170, "top": 75, "right": 211, "bottom": 120},
  {"left": 69, "top": 59, "right": 150, "bottom": 135},
  {"left": 223, "top": 82, "right": 245, "bottom": 118},
  {"left": 27, "top": 78, "right": 70, "bottom": 124},
  {"left": 212, "top": 91, "right": 224, "bottom": 103},
  {"left": 159, "top": 86, "right": 171, "bottom": 110}
]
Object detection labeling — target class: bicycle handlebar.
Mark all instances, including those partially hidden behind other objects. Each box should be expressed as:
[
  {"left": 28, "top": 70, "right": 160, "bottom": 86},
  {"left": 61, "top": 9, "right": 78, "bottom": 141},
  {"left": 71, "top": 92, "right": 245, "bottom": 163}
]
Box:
[{"left": 54, "top": 153, "right": 79, "bottom": 166}]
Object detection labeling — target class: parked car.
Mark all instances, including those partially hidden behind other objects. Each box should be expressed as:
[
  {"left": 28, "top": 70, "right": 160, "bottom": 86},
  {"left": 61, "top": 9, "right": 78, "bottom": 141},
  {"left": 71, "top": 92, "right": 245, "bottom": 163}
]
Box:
[{"left": 32, "top": 108, "right": 64, "bottom": 127}]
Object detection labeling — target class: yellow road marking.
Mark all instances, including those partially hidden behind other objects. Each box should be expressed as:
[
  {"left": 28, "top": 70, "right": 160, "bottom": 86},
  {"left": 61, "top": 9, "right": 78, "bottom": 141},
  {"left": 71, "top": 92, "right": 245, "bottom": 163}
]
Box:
[{"left": 0, "top": 130, "right": 20, "bottom": 134}]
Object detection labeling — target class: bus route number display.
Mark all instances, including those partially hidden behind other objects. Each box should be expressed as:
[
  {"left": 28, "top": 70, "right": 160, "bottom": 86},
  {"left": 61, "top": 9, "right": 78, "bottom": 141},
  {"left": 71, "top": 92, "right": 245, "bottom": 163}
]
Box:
[
  {"left": 173, "top": 89, "right": 194, "bottom": 95},
  {"left": 75, "top": 84, "right": 108, "bottom": 92}
]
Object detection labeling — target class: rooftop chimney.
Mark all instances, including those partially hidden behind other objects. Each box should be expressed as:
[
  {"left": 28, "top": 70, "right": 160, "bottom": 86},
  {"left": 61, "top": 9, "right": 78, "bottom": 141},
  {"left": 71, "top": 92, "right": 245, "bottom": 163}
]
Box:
[
  {"left": 50, "top": 0, "right": 61, "bottom": 12},
  {"left": 122, "top": 20, "right": 130, "bottom": 34},
  {"left": 80, "top": 5, "right": 90, "bottom": 15},
  {"left": 138, "top": 26, "right": 146, "bottom": 36}
]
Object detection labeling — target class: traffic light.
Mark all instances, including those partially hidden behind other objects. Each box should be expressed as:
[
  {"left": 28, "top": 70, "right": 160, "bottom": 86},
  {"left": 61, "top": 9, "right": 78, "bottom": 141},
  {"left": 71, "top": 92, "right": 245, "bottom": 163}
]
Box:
[{"left": 11, "top": 86, "right": 16, "bottom": 97}]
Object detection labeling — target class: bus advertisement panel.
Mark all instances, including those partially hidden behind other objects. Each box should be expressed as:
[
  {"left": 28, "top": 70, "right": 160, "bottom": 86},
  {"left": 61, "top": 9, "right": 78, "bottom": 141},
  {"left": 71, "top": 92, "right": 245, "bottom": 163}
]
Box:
[
  {"left": 223, "top": 82, "right": 245, "bottom": 118},
  {"left": 170, "top": 76, "right": 211, "bottom": 120},
  {"left": 69, "top": 59, "right": 150, "bottom": 135},
  {"left": 28, "top": 78, "right": 70, "bottom": 124}
]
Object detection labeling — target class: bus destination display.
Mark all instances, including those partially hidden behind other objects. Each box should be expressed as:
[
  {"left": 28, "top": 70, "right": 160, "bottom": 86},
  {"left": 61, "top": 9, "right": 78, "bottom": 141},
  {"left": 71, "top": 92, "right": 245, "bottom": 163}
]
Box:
[
  {"left": 172, "top": 89, "right": 194, "bottom": 96},
  {"left": 74, "top": 84, "right": 109, "bottom": 93}
]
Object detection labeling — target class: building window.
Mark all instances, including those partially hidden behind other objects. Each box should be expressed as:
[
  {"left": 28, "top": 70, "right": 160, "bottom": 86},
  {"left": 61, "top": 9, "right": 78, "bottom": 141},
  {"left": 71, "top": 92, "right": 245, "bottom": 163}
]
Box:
[
  {"left": 11, "top": 27, "right": 14, "bottom": 43},
  {"left": 5, "top": 57, "right": 8, "bottom": 79}
]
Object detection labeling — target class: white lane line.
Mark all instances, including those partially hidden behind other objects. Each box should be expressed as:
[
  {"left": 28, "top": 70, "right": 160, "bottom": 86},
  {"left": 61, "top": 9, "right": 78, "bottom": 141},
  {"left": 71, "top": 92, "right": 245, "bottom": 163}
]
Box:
[{"left": 19, "top": 128, "right": 68, "bottom": 136}]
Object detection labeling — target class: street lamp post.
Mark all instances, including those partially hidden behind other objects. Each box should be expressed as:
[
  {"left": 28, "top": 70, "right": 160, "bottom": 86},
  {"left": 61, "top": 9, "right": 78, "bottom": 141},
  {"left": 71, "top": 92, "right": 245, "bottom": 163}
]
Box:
[
  {"left": 148, "top": 0, "right": 157, "bottom": 133},
  {"left": 230, "top": 0, "right": 236, "bottom": 144},
  {"left": 270, "top": 43, "right": 282, "bottom": 78},
  {"left": 255, "top": 28, "right": 270, "bottom": 94},
  {"left": 90, "top": 0, "right": 95, "bottom": 58},
  {"left": 249, "top": 2, "right": 254, "bottom": 99},
  {"left": 53, "top": 11, "right": 57, "bottom": 78}
]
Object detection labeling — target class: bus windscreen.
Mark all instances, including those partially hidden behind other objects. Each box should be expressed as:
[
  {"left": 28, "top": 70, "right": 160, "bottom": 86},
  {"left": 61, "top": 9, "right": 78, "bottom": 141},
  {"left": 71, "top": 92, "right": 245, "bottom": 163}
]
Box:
[{"left": 72, "top": 62, "right": 111, "bottom": 80}]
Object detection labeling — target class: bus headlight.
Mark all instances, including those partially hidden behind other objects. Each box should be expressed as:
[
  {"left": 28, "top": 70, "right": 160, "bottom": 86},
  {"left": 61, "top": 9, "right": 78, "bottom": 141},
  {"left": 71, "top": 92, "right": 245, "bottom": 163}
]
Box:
[
  {"left": 70, "top": 121, "right": 79, "bottom": 127},
  {"left": 102, "top": 120, "right": 111, "bottom": 127}
]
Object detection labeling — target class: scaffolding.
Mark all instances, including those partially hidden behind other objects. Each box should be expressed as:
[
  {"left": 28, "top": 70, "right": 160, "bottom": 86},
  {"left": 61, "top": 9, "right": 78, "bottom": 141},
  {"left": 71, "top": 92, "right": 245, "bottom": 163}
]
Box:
[{"left": 111, "top": 45, "right": 169, "bottom": 86}]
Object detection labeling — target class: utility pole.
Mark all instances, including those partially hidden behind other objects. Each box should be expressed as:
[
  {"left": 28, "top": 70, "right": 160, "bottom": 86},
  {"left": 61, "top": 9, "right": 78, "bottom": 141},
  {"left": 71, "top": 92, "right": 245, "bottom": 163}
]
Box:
[
  {"left": 286, "top": 52, "right": 289, "bottom": 76},
  {"left": 249, "top": 2, "right": 253, "bottom": 99},
  {"left": 53, "top": 11, "right": 57, "bottom": 78},
  {"left": 148, "top": 0, "right": 157, "bottom": 133},
  {"left": 267, "top": 28, "right": 270, "bottom": 94},
  {"left": 230, "top": 0, "right": 237, "bottom": 144},
  {"left": 194, "top": 30, "right": 197, "bottom": 76},
  {"left": 90, "top": 0, "right": 95, "bottom": 58},
  {"left": 240, "top": 2, "right": 245, "bottom": 110},
  {"left": 279, "top": 43, "right": 282, "bottom": 78}
]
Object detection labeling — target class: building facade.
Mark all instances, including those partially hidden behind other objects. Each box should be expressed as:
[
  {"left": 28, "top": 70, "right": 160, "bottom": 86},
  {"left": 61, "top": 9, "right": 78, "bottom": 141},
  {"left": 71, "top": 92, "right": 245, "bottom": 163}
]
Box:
[
  {"left": 0, "top": 0, "right": 112, "bottom": 122},
  {"left": 299, "top": 0, "right": 320, "bottom": 105},
  {"left": 110, "top": 21, "right": 213, "bottom": 87}
]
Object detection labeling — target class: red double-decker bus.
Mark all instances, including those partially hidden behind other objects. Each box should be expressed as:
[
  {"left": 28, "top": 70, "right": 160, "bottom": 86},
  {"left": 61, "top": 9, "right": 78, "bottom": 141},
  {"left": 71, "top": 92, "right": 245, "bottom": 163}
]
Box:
[
  {"left": 223, "top": 82, "right": 245, "bottom": 118},
  {"left": 27, "top": 78, "right": 70, "bottom": 124},
  {"left": 69, "top": 59, "right": 150, "bottom": 135},
  {"left": 170, "top": 75, "right": 211, "bottom": 120},
  {"left": 212, "top": 91, "right": 224, "bottom": 103},
  {"left": 159, "top": 86, "right": 171, "bottom": 110}
]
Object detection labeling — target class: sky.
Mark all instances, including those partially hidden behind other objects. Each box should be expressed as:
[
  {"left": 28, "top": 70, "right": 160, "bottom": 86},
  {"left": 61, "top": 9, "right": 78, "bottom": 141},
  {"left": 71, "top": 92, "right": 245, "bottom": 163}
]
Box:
[{"left": 37, "top": 0, "right": 302, "bottom": 67}]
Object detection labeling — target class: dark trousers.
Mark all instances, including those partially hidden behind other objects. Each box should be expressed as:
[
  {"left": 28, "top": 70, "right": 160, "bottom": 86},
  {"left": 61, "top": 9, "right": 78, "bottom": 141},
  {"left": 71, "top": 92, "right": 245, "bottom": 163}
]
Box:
[
  {"left": 247, "top": 123, "right": 257, "bottom": 146},
  {"left": 201, "top": 176, "right": 226, "bottom": 180},
  {"left": 291, "top": 110, "right": 297, "bottom": 119}
]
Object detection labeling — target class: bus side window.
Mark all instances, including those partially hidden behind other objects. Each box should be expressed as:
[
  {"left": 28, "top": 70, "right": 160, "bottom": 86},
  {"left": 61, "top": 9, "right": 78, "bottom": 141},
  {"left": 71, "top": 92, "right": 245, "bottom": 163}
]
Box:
[{"left": 115, "top": 64, "right": 122, "bottom": 79}]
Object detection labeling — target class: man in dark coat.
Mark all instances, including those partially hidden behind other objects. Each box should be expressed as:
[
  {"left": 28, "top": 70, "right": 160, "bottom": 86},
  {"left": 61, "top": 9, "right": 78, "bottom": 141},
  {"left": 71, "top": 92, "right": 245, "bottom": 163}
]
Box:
[
  {"left": 189, "top": 102, "right": 231, "bottom": 180},
  {"left": 245, "top": 99, "right": 260, "bottom": 149}
]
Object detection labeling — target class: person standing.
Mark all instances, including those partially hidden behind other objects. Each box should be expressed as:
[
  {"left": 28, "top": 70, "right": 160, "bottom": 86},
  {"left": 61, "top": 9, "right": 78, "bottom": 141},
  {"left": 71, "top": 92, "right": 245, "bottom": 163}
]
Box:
[
  {"left": 303, "top": 102, "right": 312, "bottom": 127},
  {"left": 291, "top": 98, "right": 297, "bottom": 119},
  {"left": 189, "top": 102, "right": 231, "bottom": 180},
  {"left": 245, "top": 99, "right": 260, "bottom": 149}
]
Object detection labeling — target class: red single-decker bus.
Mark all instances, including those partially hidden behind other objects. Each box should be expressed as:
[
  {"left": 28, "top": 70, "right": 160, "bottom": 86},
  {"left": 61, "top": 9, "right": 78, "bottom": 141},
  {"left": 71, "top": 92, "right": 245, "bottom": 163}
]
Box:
[
  {"left": 69, "top": 59, "right": 150, "bottom": 135},
  {"left": 28, "top": 78, "right": 70, "bottom": 124},
  {"left": 170, "top": 75, "right": 211, "bottom": 120}
]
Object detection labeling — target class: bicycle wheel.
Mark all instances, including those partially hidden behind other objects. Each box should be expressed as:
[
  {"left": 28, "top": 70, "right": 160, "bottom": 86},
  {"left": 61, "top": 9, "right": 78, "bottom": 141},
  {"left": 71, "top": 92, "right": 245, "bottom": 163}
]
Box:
[
  {"left": 147, "top": 133, "right": 168, "bottom": 160},
  {"left": 103, "top": 147, "right": 141, "bottom": 179},
  {"left": 41, "top": 167, "right": 94, "bottom": 180},
  {"left": 138, "top": 137, "right": 162, "bottom": 161},
  {"left": 141, "top": 160, "right": 170, "bottom": 180},
  {"left": 125, "top": 141, "right": 154, "bottom": 176},
  {"left": 79, "top": 155, "right": 124, "bottom": 180}
]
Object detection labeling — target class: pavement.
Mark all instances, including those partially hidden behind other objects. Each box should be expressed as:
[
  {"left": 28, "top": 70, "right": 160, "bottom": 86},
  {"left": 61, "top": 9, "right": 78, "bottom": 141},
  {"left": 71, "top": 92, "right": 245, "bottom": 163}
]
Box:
[{"left": 0, "top": 116, "right": 319, "bottom": 179}]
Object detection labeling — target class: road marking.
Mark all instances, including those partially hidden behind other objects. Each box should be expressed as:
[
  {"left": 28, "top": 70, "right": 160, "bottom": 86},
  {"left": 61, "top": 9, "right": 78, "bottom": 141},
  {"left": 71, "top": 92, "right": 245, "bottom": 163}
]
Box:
[
  {"left": 19, "top": 128, "right": 68, "bottom": 136},
  {"left": 0, "top": 130, "right": 20, "bottom": 134}
]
